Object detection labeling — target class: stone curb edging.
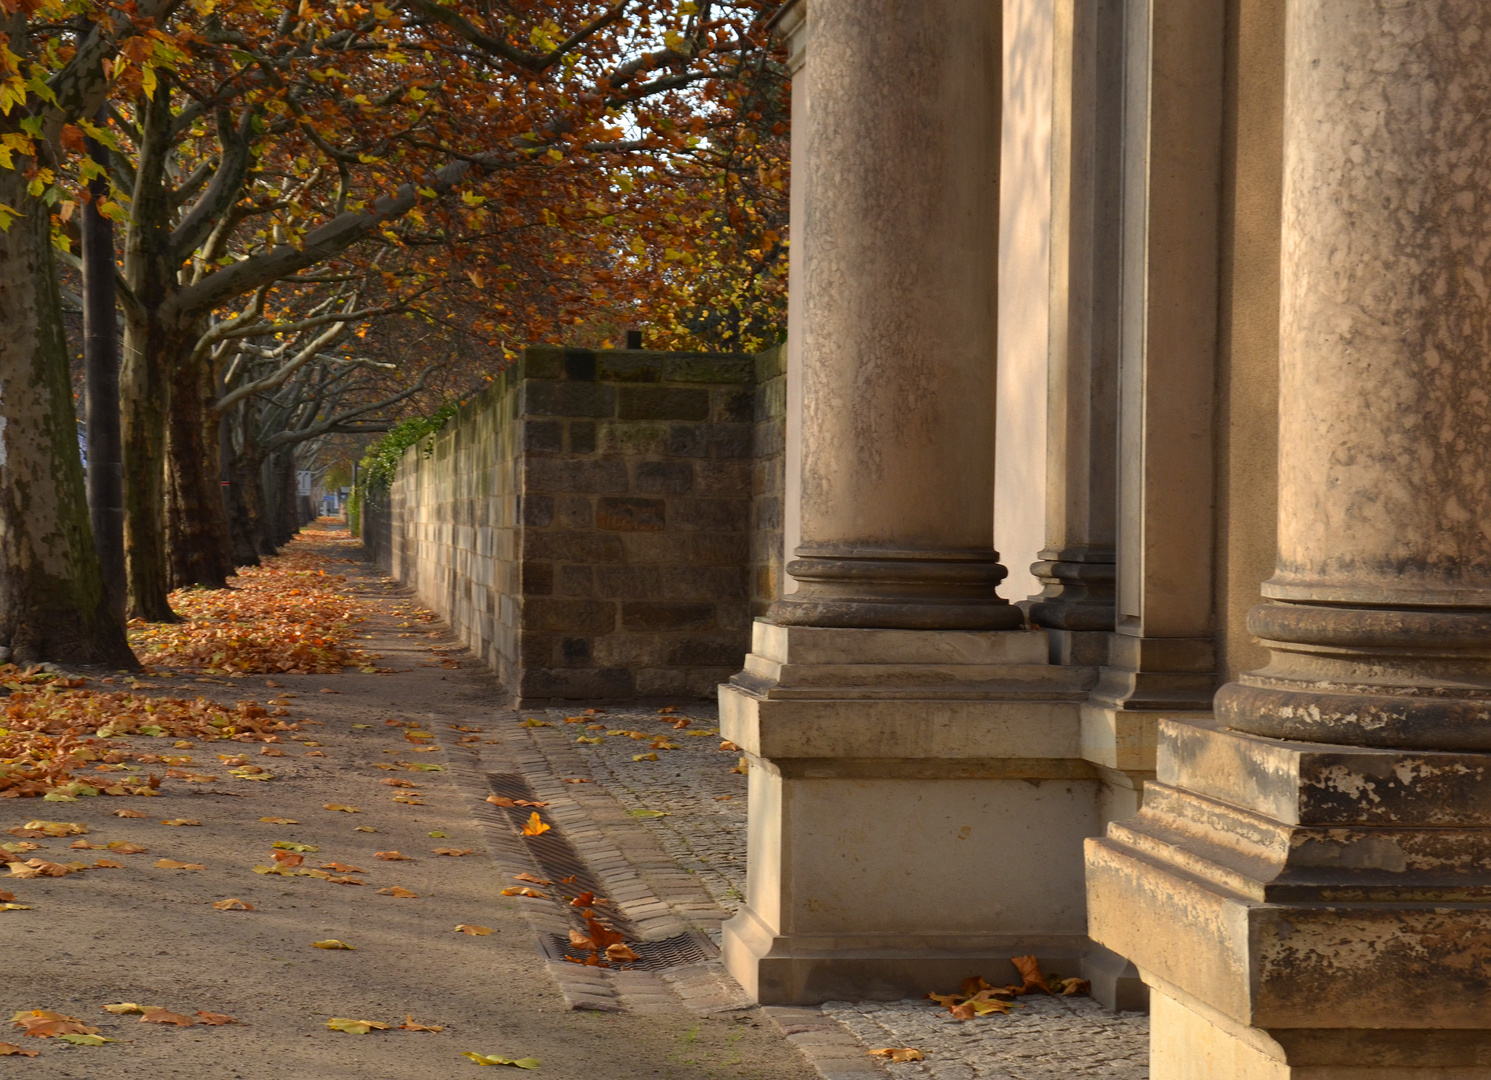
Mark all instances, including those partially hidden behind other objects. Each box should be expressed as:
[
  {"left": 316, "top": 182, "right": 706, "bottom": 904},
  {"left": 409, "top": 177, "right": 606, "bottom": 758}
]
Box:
[{"left": 760, "top": 1007, "right": 889, "bottom": 1080}]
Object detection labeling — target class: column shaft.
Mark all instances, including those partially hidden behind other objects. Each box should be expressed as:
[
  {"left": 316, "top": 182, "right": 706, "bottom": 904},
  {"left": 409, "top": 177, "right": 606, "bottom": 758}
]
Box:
[{"left": 770, "top": 0, "right": 1019, "bottom": 631}]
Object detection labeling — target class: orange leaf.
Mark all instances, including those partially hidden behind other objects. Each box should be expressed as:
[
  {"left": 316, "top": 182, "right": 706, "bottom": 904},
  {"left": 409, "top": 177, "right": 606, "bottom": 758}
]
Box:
[
  {"left": 1011, "top": 955, "right": 1050, "bottom": 994},
  {"left": 112, "top": 809, "right": 148, "bottom": 818},
  {"left": 154, "top": 859, "right": 205, "bottom": 871},
  {"left": 432, "top": 848, "right": 472, "bottom": 857},
  {"left": 499, "top": 887, "right": 546, "bottom": 898},
  {"left": 378, "top": 886, "right": 417, "bottom": 898},
  {"left": 454, "top": 925, "right": 493, "bottom": 936},
  {"left": 194, "top": 1011, "right": 238, "bottom": 1025},
  {"left": 869, "top": 1048, "right": 925, "bottom": 1063},
  {"left": 374, "top": 851, "right": 412, "bottom": 861},
  {"left": 398, "top": 1015, "right": 444, "bottom": 1031},
  {"left": 212, "top": 898, "right": 254, "bottom": 911},
  {"left": 320, "top": 862, "right": 365, "bottom": 874},
  {"left": 0, "top": 1042, "right": 38, "bottom": 1056},
  {"left": 93, "top": 858, "right": 125, "bottom": 869},
  {"left": 605, "top": 943, "right": 639, "bottom": 963},
  {"left": 140, "top": 1008, "right": 194, "bottom": 1027},
  {"left": 519, "top": 812, "right": 549, "bottom": 837},
  {"left": 514, "top": 873, "right": 550, "bottom": 885}
]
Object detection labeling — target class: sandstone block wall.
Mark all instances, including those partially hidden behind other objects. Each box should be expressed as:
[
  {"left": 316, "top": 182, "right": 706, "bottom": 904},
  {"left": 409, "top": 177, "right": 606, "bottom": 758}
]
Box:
[{"left": 368, "top": 344, "right": 784, "bottom": 704}]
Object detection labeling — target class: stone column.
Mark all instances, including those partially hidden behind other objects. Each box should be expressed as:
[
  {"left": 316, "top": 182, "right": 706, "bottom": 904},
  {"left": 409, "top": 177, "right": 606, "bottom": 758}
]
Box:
[
  {"left": 767, "top": 0, "right": 1020, "bottom": 634},
  {"left": 1088, "top": 3, "right": 1491, "bottom": 1073},
  {"left": 1026, "top": 0, "right": 1122, "bottom": 664},
  {"left": 722, "top": 0, "right": 1097, "bottom": 1006}
]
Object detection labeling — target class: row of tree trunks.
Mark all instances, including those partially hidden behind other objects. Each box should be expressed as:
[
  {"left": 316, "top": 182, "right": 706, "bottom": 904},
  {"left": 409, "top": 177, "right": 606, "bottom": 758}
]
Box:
[
  {"left": 0, "top": 165, "right": 136, "bottom": 668},
  {"left": 164, "top": 350, "right": 237, "bottom": 590}
]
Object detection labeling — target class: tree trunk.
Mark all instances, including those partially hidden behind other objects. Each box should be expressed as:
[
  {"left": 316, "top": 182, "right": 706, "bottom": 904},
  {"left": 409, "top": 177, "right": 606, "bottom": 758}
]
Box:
[
  {"left": 0, "top": 167, "right": 137, "bottom": 668},
  {"left": 82, "top": 116, "right": 127, "bottom": 624},
  {"left": 164, "top": 349, "right": 236, "bottom": 589}
]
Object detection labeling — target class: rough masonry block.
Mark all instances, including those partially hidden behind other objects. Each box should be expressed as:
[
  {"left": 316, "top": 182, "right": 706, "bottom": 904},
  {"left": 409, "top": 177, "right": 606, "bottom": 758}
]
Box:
[
  {"left": 618, "top": 386, "right": 711, "bottom": 421},
  {"left": 597, "top": 496, "right": 667, "bottom": 531},
  {"left": 524, "top": 380, "right": 616, "bottom": 418},
  {"left": 634, "top": 460, "right": 694, "bottom": 494},
  {"left": 523, "top": 599, "right": 617, "bottom": 633},
  {"left": 621, "top": 602, "right": 717, "bottom": 631}
]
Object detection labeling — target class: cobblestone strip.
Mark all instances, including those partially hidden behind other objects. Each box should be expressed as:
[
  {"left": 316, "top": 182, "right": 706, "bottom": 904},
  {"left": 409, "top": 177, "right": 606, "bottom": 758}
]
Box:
[
  {"left": 433, "top": 728, "right": 626, "bottom": 1013},
  {"left": 759, "top": 1007, "right": 888, "bottom": 1080},
  {"left": 821, "top": 998, "right": 1149, "bottom": 1080}
]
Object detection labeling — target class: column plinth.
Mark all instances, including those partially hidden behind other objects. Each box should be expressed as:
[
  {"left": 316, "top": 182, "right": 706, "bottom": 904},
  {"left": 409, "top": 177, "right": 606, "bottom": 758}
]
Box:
[{"left": 1088, "top": 2, "right": 1491, "bottom": 1073}]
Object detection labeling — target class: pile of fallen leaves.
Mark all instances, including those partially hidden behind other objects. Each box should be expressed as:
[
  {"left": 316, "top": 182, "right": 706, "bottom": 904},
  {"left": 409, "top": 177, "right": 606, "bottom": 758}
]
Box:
[
  {"left": 928, "top": 957, "right": 1090, "bottom": 1020},
  {"left": 0, "top": 673, "right": 291, "bottom": 798},
  {"left": 130, "top": 544, "right": 378, "bottom": 675}
]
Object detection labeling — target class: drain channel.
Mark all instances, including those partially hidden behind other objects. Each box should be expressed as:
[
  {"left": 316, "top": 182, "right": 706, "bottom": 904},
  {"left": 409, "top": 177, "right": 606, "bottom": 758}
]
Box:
[{"left": 488, "top": 772, "right": 718, "bottom": 971}]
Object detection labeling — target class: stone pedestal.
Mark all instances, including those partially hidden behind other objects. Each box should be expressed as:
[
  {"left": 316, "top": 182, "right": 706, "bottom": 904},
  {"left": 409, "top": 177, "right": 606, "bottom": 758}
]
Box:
[
  {"left": 1088, "top": 2, "right": 1491, "bottom": 1072},
  {"left": 721, "top": 620, "right": 1096, "bottom": 1004}
]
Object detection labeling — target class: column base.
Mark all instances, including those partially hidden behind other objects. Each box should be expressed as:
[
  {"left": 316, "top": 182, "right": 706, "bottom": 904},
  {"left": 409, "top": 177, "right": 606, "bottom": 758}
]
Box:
[
  {"left": 720, "top": 619, "right": 1107, "bottom": 1004},
  {"left": 722, "top": 903, "right": 1090, "bottom": 1005},
  {"left": 1088, "top": 719, "right": 1491, "bottom": 1078}
]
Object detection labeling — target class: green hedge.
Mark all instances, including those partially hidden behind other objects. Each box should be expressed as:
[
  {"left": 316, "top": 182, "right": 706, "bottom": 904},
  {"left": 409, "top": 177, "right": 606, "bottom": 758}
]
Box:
[{"left": 350, "top": 403, "right": 457, "bottom": 535}]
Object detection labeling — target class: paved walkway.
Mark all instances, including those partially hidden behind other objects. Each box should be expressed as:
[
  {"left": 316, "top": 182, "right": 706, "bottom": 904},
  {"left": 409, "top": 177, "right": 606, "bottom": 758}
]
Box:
[{"left": 516, "top": 703, "right": 1151, "bottom": 1079}]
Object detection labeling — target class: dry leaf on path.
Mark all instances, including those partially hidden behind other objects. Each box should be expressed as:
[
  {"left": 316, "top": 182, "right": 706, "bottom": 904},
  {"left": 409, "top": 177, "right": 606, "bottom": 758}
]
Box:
[
  {"left": 112, "top": 810, "right": 147, "bottom": 819},
  {"left": 259, "top": 817, "right": 299, "bottom": 825},
  {"left": 93, "top": 859, "right": 125, "bottom": 869},
  {"left": 560, "top": 778, "right": 592, "bottom": 784},
  {"left": 632, "top": 753, "right": 658, "bottom": 762},
  {"left": 519, "top": 812, "right": 549, "bottom": 837},
  {"left": 354, "top": 826, "right": 378, "bottom": 833},
  {"left": 312, "top": 939, "right": 355, "bottom": 950},
  {"left": 433, "top": 848, "right": 472, "bottom": 857},
  {"left": 154, "top": 859, "right": 206, "bottom": 871},
  {"left": 0, "top": 902, "right": 32, "bottom": 911},
  {"left": 212, "top": 898, "right": 254, "bottom": 911},
  {"left": 106, "top": 842, "right": 147, "bottom": 854},
  {"left": 195, "top": 1012, "right": 238, "bottom": 1026},
  {"left": 11, "top": 1010, "right": 98, "bottom": 1037},
  {"left": 0, "top": 1043, "right": 38, "bottom": 1056},
  {"left": 272, "top": 852, "right": 304, "bottom": 868},
  {"left": 272, "top": 841, "right": 317, "bottom": 852},
  {"left": 382, "top": 778, "right": 417, "bottom": 788},
  {"left": 513, "top": 873, "right": 550, "bottom": 885},
  {"left": 140, "top": 1008, "right": 194, "bottom": 1027},
  {"left": 326, "top": 1017, "right": 387, "bottom": 1034},
  {"left": 161, "top": 819, "right": 201, "bottom": 827},
  {"left": 320, "top": 862, "right": 365, "bottom": 873},
  {"left": 605, "top": 943, "right": 638, "bottom": 963},
  {"left": 13, "top": 821, "right": 86, "bottom": 837},
  {"left": 398, "top": 1016, "right": 444, "bottom": 1031},
  {"left": 101, "top": 1004, "right": 145, "bottom": 1015},
  {"left": 1011, "top": 955, "right": 1051, "bottom": 994},
  {"left": 455, "top": 924, "right": 493, "bottom": 936},
  {"left": 499, "top": 887, "right": 546, "bottom": 898},
  {"left": 462, "top": 1052, "right": 540, "bottom": 1068},
  {"left": 377, "top": 886, "right": 417, "bottom": 898},
  {"left": 869, "top": 1048, "right": 925, "bottom": 1063},
  {"left": 57, "top": 1033, "right": 115, "bottom": 1045},
  {"left": 322, "top": 804, "right": 360, "bottom": 813},
  {"left": 375, "top": 851, "right": 413, "bottom": 861}
]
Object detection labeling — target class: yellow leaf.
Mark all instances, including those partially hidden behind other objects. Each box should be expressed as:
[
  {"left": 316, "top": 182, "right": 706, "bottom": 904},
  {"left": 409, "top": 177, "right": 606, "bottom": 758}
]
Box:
[
  {"left": 259, "top": 817, "right": 299, "bottom": 825},
  {"left": 141, "top": 65, "right": 157, "bottom": 100},
  {"left": 313, "top": 939, "right": 354, "bottom": 950},
  {"left": 632, "top": 753, "right": 658, "bottom": 762},
  {"left": 463, "top": 1052, "right": 541, "bottom": 1068},
  {"left": 520, "top": 812, "right": 549, "bottom": 837},
  {"left": 153, "top": 859, "right": 205, "bottom": 871},
  {"left": 499, "top": 887, "right": 546, "bottom": 898},
  {"left": 455, "top": 924, "right": 493, "bottom": 936},
  {"left": 378, "top": 886, "right": 417, "bottom": 898},
  {"left": 327, "top": 1017, "right": 388, "bottom": 1034},
  {"left": 322, "top": 804, "right": 360, "bottom": 813},
  {"left": 161, "top": 819, "right": 201, "bottom": 826},
  {"left": 58, "top": 1033, "right": 115, "bottom": 1045},
  {"left": 399, "top": 1015, "right": 444, "bottom": 1031},
  {"left": 101, "top": 1003, "right": 145, "bottom": 1015}
]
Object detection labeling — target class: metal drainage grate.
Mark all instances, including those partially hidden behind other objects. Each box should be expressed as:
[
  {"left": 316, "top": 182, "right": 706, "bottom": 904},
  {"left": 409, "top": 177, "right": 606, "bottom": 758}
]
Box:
[{"left": 539, "top": 930, "right": 718, "bottom": 972}]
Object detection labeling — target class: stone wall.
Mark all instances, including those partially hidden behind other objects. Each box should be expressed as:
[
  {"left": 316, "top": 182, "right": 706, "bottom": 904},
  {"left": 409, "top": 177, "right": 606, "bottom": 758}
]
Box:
[{"left": 371, "top": 344, "right": 780, "bottom": 704}]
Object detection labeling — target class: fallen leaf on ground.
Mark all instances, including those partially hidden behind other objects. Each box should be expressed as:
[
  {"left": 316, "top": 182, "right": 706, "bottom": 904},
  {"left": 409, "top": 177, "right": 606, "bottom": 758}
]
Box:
[
  {"left": 312, "top": 939, "right": 354, "bottom": 950},
  {"left": 0, "top": 1043, "right": 38, "bottom": 1056},
  {"left": 272, "top": 841, "right": 317, "bottom": 852},
  {"left": 375, "top": 851, "right": 413, "bottom": 861},
  {"left": 328, "top": 876, "right": 364, "bottom": 886},
  {"left": 378, "top": 886, "right": 417, "bottom": 898},
  {"left": 161, "top": 819, "right": 201, "bottom": 827},
  {"left": 259, "top": 817, "right": 300, "bottom": 825},
  {"left": 1, "top": 843, "right": 41, "bottom": 854},
  {"left": 628, "top": 809, "right": 667, "bottom": 819},
  {"left": 354, "top": 826, "right": 378, "bottom": 833},
  {"left": 272, "top": 851, "right": 305, "bottom": 868},
  {"left": 463, "top": 1052, "right": 540, "bottom": 1068},
  {"left": 393, "top": 796, "right": 425, "bottom": 805},
  {"left": 101, "top": 1004, "right": 145, "bottom": 1015},
  {"left": 399, "top": 1015, "right": 444, "bottom": 1031},
  {"left": 57, "top": 1033, "right": 114, "bottom": 1045},
  {"left": 112, "top": 810, "right": 148, "bottom": 819},
  {"left": 0, "top": 890, "right": 14, "bottom": 902},
  {"left": 14, "top": 821, "right": 86, "bottom": 837},
  {"left": 632, "top": 753, "right": 658, "bottom": 762},
  {"left": 321, "top": 862, "right": 365, "bottom": 873},
  {"left": 560, "top": 778, "right": 592, "bottom": 784},
  {"left": 719, "top": 741, "right": 740, "bottom": 752},
  {"left": 140, "top": 1008, "right": 194, "bottom": 1027},
  {"left": 714, "top": 795, "right": 732, "bottom": 801},
  {"left": 326, "top": 1017, "right": 388, "bottom": 1034},
  {"left": 575, "top": 736, "right": 603, "bottom": 745},
  {"left": 455, "top": 924, "right": 493, "bottom": 936},
  {"left": 195, "top": 1012, "right": 238, "bottom": 1025},
  {"left": 433, "top": 848, "right": 472, "bottom": 857},
  {"left": 499, "top": 887, "right": 546, "bottom": 898},
  {"left": 69, "top": 840, "right": 97, "bottom": 849},
  {"left": 519, "top": 812, "right": 549, "bottom": 837},
  {"left": 485, "top": 796, "right": 515, "bottom": 807},
  {"left": 1054, "top": 977, "right": 1091, "bottom": 996},
  {"left": 92, "top": 859, "right": 124, "bottom": 869},
  {"left": 212, "top": 898, "right": 254, "bottom": 911},
  {"left": 8, "top": 860, "right": 71, "bottom": 878},
  {"left": 322, "top": 804, "right": 360, "bottom": 813},
  {"left": 0, "top": 902, "right": 33, "bottom": 910},
  {"left": 154, "top": 859, "right": 205, "bottom": 871},
  {"left": 514, "top": 873, "right": 550, "bottom": 885},
  {"left": 1011, "top": 955, "right": 1051, "bottom": 994},
  {"left": 318, "top": 688, "right": 341, "bottom": 695},
  {"left": 869, "top": 1048, "right": 925, "bottom": 1063},
  {"left": 304, "top": 751, "right": 326, "bottom": 757},
  {"left": 261, "top": 747, "right": 286, "bottom": 757},
  {"left": 428, "top": 831, "right": 448, "bottom": 838},
  {"left": 382, "top": 778, "right": 418, "bottom": 788},
  {"left": 106, "top": 842, "right": 147, "bottom": 854},
  {"left": 605, "top": 943, "right": 638, "bottom": 962},
  {"left": 12, "top": 1010, "right": 98, "bottom": 1037}
]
